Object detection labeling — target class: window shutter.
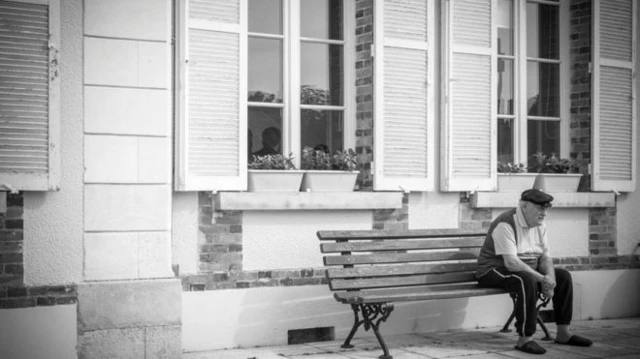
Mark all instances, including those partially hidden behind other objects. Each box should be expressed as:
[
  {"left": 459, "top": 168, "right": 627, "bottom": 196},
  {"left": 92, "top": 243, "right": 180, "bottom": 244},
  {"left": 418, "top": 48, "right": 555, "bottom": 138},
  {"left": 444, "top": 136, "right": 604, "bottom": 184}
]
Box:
[
  {"left": 175, "top": 0, "right": 247, "bottom": 191},
  {"left": 373, "top": 0, "right": 435, "bottom": 192},
  {"left": 441, "top": 0, "right": 496, "bottom": 192},
  {"left": 0, "top": 0, "right": 60, "bottom": 191},
  {"left": 592, "top": 0, "right": 636, "bottom": 192}
]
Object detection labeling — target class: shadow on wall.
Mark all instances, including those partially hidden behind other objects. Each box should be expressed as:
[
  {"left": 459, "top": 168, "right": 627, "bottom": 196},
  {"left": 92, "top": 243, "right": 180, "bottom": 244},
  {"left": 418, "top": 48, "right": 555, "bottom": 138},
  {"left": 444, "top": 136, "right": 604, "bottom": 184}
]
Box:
[{"left": 601, "top": 270, "right": 640, "bottom": 319}]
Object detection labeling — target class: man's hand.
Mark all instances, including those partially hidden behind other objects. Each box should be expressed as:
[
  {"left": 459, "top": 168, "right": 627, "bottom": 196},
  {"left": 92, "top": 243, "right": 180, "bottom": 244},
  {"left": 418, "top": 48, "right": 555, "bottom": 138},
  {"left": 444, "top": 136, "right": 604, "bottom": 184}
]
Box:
[{"left": 541, "top": 274, "right": 555, "bottom": 298}]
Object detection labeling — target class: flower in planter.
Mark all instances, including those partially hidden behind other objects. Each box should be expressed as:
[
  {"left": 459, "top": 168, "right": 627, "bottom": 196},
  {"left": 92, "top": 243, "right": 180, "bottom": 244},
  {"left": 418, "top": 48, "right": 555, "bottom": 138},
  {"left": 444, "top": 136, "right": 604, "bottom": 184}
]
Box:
[
  {"left": 301, "top": 146, "right": 356, "bottom": 171},
  {"left": 497, "top": 161, "right": 528, "bottom": 174},
  {"left": 528, "top": 152, "right": 581, "bottom": 174},
  {"left": 248, "top": 153, "right": 296, "bottom": 170}
]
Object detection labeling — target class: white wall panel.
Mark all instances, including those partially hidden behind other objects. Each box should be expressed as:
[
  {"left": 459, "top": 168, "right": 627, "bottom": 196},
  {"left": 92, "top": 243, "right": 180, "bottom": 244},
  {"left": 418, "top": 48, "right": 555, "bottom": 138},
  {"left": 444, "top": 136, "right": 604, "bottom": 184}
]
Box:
[{"left": 85, "top": 0, "right": 170, "bottom": 41}]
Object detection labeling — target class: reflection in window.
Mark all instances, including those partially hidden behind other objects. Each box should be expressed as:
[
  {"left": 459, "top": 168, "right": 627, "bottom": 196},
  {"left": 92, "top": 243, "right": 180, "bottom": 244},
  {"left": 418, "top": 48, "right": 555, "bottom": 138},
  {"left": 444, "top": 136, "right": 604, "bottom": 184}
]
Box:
[
  {"left": 248, "top": 0, "right": 282, "bottom": 34},
  {"left": 527, "top": 120, "right": 560, "bottom": 167},
  {"left": 301, "top": 43, "right": 343, "bottom": 106},
  {"left": 301, "top": 110, "right": 343, "bottom": 154},
  {"left": 498, "top": 118, "right": 514, "bottom": 164},
  {"left": 248, "top": 108, "right": 283, "bottom": 159},
  {"left": 527, "top": 62, "right": 559, "bottom": 117},
  {"left": 301, "top": 0, "right": 343, "bottom": 40},
  {"left": 248, "top": 38, "right": 283, "bottom": 103}
]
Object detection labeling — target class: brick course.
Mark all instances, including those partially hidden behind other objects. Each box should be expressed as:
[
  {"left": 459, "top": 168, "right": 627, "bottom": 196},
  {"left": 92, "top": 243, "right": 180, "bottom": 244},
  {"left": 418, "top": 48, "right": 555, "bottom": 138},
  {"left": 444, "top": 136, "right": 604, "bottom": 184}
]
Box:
[{"left": 0, "top": 192, "right": 23, "bottom": 286}]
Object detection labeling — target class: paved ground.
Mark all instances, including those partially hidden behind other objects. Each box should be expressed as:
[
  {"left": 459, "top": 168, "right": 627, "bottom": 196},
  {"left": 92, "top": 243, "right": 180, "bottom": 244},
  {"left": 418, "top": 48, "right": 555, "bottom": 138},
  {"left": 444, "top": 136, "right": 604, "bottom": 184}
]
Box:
[{"left": 183, "top": 317, "right": 640, "bottom": 359}]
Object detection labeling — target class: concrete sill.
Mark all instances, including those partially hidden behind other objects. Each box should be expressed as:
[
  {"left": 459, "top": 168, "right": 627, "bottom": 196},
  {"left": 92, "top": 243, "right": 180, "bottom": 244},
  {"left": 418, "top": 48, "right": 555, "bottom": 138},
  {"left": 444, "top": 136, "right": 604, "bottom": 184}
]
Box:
[
  {"left": 471, "top": 191, "right": 616, "bottom": 208},
  {"left": 215, "top": 191, "right": 403, "bottom": 211}
]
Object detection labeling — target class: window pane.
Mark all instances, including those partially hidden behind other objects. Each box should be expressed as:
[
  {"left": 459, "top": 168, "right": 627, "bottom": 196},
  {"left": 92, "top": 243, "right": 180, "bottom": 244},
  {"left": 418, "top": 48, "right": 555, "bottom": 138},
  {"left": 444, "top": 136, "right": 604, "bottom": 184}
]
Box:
[
  {"left": 301, "top": 110, "right": 343, "bottom": 154},
  {"left": 527, "top": 61, "right": 559, "bottom": 117},
  {"left": 526, "top": 2, "right": 559, "bottom": 59},
  {"left": 527, "top": 120, "right": 560, "bottom": 162},
  {"left": 301, "top": 0, "right": 343, "bottom": 40},
  {"left": 498, "top": 59, "right": 514, "bottom": 115},
  {"left": 249, "top": 108, "right": 283, "bottom": 159},
  {"left": 248, "top": 38, "right": 283, "bottom": 103},
  {"left": 249, "top": 0, "right": 282, "bottom": 34},
  {"left": 497, "top": 0, "right": 513, "bottom": 56},
  {"left": 498, "top": 118, "right": 514, "bottom": 164},
  {"left": 301, "top": 43, "right": 343, "bottom": 106}
]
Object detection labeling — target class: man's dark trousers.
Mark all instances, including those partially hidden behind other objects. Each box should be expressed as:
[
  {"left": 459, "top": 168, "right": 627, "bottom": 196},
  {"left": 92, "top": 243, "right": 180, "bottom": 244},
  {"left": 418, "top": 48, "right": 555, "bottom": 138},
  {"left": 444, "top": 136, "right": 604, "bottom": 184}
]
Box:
[{"left": 477, "top": 267, "right": 573, "bottom": 337}]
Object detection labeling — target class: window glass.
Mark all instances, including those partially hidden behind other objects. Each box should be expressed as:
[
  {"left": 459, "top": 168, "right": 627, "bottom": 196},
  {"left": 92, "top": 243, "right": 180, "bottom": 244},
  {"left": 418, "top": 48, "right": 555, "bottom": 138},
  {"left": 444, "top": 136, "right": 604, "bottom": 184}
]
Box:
[
  {"left": 248, "top": 38, "right": 283, "bottom": 103},
  {"left": 527, "top": 120, "right": 560, "bottom": 161},
  {"left": 497, "top": 0, "right": 513, "bottom": 56},
  {"left": 249, "top": 108, "right": 283, "bottom": 159},
  {"left": 527, "top": 61, "right": 559, "bottom": 117},
  {"left": 301, "top": 0, "right": 343, "bottom": 40},
  {"left": 498, "top": 59, "right": 514, "bottom": 115},
  {"left": 301, "top": 110, "right": 344, "bottom": 154},
  {"left": 301, "top": 43, "right": 343, "bottom": 106},
  {"left": 526, "top": 2, "right": 559, "bottom": 59},
  {"left": 249, "top": 0, "right": 282, "bottom": 34},
  {"left": 498, "top": 119, "right": 515, "bottom": 164}
]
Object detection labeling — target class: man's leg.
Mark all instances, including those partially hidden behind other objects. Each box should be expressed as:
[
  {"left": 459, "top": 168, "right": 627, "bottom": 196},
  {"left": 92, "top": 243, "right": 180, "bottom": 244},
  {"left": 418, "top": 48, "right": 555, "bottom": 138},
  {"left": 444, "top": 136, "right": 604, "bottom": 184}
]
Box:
[
  {"left": 478, "top": 268, "right": 539, "bottom": 338},
  {"left": 552, "top": 268, "right": 593, "bottom": 346}
]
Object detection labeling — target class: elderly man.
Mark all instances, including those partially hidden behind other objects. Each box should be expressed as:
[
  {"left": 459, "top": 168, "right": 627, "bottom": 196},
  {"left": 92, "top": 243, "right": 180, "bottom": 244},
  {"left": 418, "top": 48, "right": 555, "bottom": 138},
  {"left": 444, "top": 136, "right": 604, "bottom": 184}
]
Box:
[{"left": 476, "top": 188, "right": 593, "bottom": 354}]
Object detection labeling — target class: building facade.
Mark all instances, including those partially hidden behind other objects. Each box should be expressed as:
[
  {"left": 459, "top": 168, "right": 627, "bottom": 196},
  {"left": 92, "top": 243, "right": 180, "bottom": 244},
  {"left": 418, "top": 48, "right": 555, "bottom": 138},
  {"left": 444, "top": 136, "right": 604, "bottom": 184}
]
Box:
[{"left": 0, "top": 0, "right": 639, "bottom": 358}]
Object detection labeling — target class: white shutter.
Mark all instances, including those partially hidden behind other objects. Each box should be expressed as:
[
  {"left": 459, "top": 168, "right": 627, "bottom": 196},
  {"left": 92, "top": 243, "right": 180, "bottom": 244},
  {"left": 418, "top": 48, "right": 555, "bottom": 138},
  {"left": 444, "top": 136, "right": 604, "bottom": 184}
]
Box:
[
  {"left": 175, "top": 0, "right": 247, "bottom": 191},
  {"left": 373, "top": 0, "right": 435, "bottom": 192},
  {"left": 592, "top": 0, "right": 636, "bottom": 192},
  {"left": 441, "top": 0, "right": 496, "bottom": 192},
  {"left": 0, "top": 0, "right": 60, "bottom": 191}
]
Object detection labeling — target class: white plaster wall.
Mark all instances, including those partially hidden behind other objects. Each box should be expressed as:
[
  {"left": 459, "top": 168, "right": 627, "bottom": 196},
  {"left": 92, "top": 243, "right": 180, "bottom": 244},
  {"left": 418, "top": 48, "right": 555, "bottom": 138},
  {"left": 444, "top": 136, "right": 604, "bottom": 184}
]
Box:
[
  {"left": 491, "top": 208, "right": 589, "bottom": 258},
  {"left": 182, "top": 269, "right": 640, "bottom": 352},
  {"left": 408, "top": 191, "right": 460, "bottom": 229},
  {"left": 172, "top": 192, "right": 199, "bottom": 275},
  {"left": 0, "top": 305, "right": 77, "bottom": 359},
  {"left": 24, "top": 0, "right": 84, "bottom": 286},
  {"left": 243, "top": 211, "right": 371, "bottom": 270}
]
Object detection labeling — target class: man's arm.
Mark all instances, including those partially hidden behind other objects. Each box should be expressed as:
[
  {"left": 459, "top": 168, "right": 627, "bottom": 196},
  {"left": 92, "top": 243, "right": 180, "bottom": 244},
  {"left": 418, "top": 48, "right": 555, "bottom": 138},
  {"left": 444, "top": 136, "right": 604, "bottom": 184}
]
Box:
[{"left": 502, "top": 254, "right": 546, "bottom": 282}]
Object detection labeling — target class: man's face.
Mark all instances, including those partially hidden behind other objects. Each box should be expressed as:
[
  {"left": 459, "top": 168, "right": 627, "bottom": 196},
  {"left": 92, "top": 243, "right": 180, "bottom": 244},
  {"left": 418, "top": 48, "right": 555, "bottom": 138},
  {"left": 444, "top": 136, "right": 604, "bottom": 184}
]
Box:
[{"left": 522, "top": 201, "right": 549, "bottom": 227}]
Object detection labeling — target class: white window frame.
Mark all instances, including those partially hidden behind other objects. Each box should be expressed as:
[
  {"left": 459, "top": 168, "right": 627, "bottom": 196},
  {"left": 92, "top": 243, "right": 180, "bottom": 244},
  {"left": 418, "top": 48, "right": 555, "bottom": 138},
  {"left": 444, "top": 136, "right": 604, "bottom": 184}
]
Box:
[
  {"left": 0, "top": 0, "right": 60, "bottom": 192},
  {"left": 247, "top": 0, "right": 355, "bottom": 168},
  {"left": 504, "top": 0, "right": 570, "bottom": 165}
]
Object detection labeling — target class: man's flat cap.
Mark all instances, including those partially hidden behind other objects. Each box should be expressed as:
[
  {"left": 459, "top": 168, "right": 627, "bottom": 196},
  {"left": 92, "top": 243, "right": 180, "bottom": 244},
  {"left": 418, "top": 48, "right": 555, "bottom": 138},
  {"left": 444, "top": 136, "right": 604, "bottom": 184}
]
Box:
[{"left": 521, "top": 188, "right": 554, "bottom": 207}]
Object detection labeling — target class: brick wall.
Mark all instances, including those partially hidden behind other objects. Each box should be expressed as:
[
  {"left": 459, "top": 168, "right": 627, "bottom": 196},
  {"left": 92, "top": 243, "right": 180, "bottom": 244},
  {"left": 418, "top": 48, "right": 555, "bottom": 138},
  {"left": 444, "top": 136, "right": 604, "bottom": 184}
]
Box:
[{"left": 355, "top": 0, "right": 374, "bottom": 190}]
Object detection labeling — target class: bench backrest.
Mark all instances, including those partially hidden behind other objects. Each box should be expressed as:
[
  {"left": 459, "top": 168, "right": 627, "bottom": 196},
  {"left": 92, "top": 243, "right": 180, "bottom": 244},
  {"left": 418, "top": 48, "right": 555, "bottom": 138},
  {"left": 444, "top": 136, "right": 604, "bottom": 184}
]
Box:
[{"left": 318, "top": 228, "right": 488, "bottom": 292}]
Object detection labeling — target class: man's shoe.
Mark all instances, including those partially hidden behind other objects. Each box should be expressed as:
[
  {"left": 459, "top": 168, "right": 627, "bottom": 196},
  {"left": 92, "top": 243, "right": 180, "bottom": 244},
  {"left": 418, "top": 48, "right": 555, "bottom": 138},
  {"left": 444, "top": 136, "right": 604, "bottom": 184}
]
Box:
[
  {"left": 555, "top": 335, "right": 593, "bottom": 347},
  {"left": 515, "top": 340, "right": 547, "bottom": 354}
]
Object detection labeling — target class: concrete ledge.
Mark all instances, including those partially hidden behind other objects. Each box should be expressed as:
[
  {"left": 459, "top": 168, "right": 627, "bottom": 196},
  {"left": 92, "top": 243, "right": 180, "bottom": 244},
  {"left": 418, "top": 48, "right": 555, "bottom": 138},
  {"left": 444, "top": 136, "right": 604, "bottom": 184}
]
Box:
[
  {"left": 78, "top": 278, "right": 181, "bottom": 331},
  {"left": 78, "top": 325, "right": 181, "bottom": 359},
  {"left": 215, "top": 191, "right": 403, "bottom": 210},
  {"left": 471, "top": 192, "right": 616, "bottom": 208}
]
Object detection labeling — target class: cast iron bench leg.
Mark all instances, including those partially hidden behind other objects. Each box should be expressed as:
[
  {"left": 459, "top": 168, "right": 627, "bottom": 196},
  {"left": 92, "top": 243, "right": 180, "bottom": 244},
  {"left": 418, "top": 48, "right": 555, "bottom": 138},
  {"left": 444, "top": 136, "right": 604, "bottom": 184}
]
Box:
[
  {"left": 341, "top": 303, "right": 395, "bottom": 359},
  {"left": 501, "top": 292, "right": 552, "bottom": 340}
]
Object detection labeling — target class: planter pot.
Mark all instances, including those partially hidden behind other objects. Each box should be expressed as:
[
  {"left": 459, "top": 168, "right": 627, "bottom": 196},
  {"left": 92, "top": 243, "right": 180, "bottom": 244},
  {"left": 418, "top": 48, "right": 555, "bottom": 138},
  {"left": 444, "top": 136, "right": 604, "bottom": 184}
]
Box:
[
  {"left": 300, "top": 170, "right": 359, "bottom": 192},
  {"left": 532, "top": 173, "right": 582, "bottom": 192},
  {"left": 498, "top": 173, "right": 538, "bottom": 192},
  {"left": 247, "top": 170, "right": 304, "bottom": 192}
]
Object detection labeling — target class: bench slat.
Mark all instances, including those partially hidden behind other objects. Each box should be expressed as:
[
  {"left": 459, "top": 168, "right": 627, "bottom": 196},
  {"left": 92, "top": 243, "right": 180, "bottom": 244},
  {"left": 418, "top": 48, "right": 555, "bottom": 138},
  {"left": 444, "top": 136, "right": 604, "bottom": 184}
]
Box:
[
  {"left": 329, "top": 271, "right": 476, "bottom": 291},
  {"left": 333, "top": 283, "right": 506, "bottom": 304},
  {"left": 321, "top": 237, "right": 484, "bottom": 253},
  {"left": 323, "top": 250, "right": 479, "bottom": 266},
  {"left": 325, "top": 261, "right": 477, "bottom": 279},
  {"left": 317, "top": 228, "right": 487, "bottom": 240}
]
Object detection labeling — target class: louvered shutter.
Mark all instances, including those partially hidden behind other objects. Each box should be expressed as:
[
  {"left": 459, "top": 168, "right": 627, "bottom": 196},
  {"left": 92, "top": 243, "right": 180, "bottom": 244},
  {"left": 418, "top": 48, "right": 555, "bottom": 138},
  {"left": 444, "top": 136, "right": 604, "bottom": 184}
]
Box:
[
  {"left": 441, "top": 0, "right": 496, "bottom": 192},
  {"left": 175, "top": 0, "right": 247, "bottom": 191},
  {"left": 0, "top": 0, "right": 60, "bottom": 191},
  {"left": 592, "top": 0, "right": 636, "bottom": 192},
  {"left": 373, "top": 0, "right": 435, "bottom": 191}
]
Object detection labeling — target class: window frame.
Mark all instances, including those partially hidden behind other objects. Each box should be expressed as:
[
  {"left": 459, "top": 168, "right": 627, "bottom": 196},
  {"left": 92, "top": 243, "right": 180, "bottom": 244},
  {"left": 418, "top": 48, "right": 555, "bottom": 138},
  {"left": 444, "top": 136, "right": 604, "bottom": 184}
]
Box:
[{"left": 247, "top": 0, "right": 355, "bottom": 169}]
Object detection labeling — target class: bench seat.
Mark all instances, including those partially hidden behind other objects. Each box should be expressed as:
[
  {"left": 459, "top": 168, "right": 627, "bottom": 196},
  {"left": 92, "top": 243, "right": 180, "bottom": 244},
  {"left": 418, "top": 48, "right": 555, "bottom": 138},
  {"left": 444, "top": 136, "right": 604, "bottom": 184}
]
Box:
[{"left": 334, "top": 283, "right": 507, "bottom": 304}]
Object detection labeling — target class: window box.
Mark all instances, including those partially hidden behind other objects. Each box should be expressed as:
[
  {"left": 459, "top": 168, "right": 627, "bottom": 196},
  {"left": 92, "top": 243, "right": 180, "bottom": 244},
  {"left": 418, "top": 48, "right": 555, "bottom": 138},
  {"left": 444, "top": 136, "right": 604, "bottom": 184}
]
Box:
[
  {"left": 533, "top": 173, "right": 582, "bottom": 192},
  {"left": 300, "top": 170, "right": 359, "bottom": 192},
  {"left": 497, "top": 173, "right": 538, "bottom": 192},
  {"left": 247, "top": 170, "right": 304, "bottom": 192}
]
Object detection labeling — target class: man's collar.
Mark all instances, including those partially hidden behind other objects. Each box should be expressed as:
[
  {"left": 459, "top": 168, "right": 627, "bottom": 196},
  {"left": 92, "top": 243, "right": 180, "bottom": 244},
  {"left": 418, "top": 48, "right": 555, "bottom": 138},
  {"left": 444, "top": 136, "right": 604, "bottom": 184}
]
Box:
[{"left": 515, "top": 205, "right": 530, "bottom": 228}]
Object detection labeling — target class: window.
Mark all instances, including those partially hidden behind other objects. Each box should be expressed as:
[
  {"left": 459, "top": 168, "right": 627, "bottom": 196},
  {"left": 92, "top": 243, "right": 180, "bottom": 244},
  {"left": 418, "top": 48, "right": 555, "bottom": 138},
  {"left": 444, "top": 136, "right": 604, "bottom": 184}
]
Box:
[
  {"left": 247, "top": 0, "right": 353, "bottom": 166},
  {"left": 497, "top": 0, "right": 566, "bottom": 168},
  {"left": 0, "top": 0, "right": 60, "bottom": 191}
]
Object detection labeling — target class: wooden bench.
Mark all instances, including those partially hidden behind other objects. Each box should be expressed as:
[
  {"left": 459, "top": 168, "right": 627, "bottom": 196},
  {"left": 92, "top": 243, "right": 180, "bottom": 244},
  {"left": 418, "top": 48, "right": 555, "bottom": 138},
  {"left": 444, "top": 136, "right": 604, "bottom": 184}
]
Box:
[{"left": 318, "top": 228, "right": 550, "bottom": 359}]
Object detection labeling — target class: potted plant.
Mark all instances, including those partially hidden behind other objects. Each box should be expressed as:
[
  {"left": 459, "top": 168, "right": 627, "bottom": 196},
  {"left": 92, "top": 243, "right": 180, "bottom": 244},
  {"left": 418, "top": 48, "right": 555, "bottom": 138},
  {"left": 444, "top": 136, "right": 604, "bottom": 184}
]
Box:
[
  {"left": 247, "top": 153, "right": 304, "bottom": 192},
  {"left": 497, "top": 161, "right": 537, "bottom": 192},
  {"left": 299, "top": 146, "right": 359, "bottom": 192},
  {"left": 527, "top": 152, "right": 583, "bottom": 192}
]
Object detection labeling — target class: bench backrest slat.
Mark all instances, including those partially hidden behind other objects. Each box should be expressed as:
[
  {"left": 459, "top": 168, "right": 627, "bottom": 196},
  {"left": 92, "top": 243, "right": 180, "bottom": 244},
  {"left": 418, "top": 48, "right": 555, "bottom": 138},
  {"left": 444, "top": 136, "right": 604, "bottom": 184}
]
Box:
[
  {"left": 329, "top": 272, "right": 476, "bottom": 291},
  {"left": 320, "top": 237, "right": 484, "bottom": 253},
  {"left": 323, "top": 250, "right": 479, "bottom": 266},
  {"left": 325, "top": 262, "right": 477, "bottom": 279},
  {"left": 318, "top": 228, "right": 486, "bottom": 240}
]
